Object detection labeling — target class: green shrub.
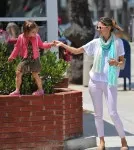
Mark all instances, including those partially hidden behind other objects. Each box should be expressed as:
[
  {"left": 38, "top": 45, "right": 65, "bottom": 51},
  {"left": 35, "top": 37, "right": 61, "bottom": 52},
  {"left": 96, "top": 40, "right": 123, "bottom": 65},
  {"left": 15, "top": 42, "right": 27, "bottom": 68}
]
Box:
[
  {"left": 0, "top": 43, "right": 17, "bottom": 94},
  {"left": 0, "top": 43, "right": 69, "bottom": 94},
  {"left": 40, "top": 51, "right": 69, "bottom": 94}
]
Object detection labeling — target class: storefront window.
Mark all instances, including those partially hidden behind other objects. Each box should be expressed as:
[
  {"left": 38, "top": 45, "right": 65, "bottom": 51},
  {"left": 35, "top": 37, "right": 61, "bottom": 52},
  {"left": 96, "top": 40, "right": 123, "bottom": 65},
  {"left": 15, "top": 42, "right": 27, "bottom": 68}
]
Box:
[
  {"left": 0, "top": 0, "right": 46, "bottom": 17},
  {"left": 0, "top": 0, "right": 58, "bottom": 42}
]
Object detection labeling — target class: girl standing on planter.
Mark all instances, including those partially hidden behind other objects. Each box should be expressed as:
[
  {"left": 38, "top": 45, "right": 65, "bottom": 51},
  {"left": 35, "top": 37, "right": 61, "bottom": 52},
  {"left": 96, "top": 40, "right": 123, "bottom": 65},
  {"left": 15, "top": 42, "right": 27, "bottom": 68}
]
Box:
[
  {"left": 55, "top": 17, "right": 128, "bottom": 150},
  {"left": 8, "top": 20, "right": 54, "bottom": 96}
]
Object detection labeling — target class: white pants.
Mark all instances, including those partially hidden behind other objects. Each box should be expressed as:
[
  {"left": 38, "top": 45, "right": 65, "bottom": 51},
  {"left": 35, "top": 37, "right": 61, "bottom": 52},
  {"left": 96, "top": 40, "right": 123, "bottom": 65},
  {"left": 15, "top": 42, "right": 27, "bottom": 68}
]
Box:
[{"left": 88, "top": 79, "right": 125, "bottom": 138}]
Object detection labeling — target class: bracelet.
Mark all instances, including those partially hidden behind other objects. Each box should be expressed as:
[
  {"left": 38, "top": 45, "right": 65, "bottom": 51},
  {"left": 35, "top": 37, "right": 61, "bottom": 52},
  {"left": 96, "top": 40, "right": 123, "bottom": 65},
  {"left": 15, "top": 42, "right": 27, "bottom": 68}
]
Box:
[{"left": 115, "top": 61, "right": 119, "bottom": 67}]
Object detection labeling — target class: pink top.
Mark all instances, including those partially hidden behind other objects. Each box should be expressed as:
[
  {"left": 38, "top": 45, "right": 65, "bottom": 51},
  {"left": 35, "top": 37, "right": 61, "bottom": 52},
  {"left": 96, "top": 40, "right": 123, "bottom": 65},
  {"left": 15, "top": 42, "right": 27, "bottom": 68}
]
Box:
[{"left": 9, "top": 33, "right": 51, "bottom": 59}]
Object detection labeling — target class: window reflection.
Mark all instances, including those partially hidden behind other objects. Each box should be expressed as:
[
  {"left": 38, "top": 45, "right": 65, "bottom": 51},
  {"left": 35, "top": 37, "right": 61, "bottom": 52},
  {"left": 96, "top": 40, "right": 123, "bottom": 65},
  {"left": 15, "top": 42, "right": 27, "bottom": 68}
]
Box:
[
  {"left": 0, "top": 21, "right": 47, "bottom": 42},
  {"left": 0, "top": 0, "right": 46, "bottom": 17}
]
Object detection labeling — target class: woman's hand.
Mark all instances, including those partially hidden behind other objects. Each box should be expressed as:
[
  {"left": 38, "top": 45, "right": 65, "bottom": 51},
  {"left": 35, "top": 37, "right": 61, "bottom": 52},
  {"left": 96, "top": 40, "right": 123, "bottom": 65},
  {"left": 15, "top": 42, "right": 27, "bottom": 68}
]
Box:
[{"left": 108, "top": 58, "right": 118, "bottom": 66}]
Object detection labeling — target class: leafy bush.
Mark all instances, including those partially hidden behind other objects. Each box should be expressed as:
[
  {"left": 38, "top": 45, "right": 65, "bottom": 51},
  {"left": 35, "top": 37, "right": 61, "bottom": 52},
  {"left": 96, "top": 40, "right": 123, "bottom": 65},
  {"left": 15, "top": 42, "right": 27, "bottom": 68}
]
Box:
[
  {"left": 40, "top": 51, "right": 69, "bottom": 94},
  {"left": 0, "top": 43, "right": 17, "bottom": 94},
  {"left": 0, "top": 43, "right": 69, "bottom": 94}
]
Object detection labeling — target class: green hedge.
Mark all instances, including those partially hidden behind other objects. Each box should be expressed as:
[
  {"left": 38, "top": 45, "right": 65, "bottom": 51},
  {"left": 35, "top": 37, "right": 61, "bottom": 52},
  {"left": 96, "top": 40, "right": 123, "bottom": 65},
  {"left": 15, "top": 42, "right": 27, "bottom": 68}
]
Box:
[{"left": 0, "top": 43, "right": 69, "bottom": 95}]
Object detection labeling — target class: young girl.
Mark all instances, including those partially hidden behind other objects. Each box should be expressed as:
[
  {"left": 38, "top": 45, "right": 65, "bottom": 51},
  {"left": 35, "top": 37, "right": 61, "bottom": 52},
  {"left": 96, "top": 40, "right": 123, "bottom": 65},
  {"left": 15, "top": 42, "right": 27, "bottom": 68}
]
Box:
[{"left": 8, "top": 20, "right": 54, "bottom": 96}]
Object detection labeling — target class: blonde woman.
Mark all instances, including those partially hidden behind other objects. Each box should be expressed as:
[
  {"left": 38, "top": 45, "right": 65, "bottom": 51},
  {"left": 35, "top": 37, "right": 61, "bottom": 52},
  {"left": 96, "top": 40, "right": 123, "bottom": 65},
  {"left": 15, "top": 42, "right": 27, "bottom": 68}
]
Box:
[{"left": 55, "top": 17, "right": 128, "bottom": 150}]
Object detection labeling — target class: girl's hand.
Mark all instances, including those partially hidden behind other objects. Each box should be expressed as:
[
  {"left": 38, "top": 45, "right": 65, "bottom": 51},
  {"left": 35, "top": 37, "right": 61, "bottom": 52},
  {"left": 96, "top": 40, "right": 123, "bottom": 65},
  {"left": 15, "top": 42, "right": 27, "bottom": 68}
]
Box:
[
  {"left": 108, "top": 58, "right": 118, "bottom": 66},
  {"left": 8, "top": 57, "right": 13, "bottom": 62}
]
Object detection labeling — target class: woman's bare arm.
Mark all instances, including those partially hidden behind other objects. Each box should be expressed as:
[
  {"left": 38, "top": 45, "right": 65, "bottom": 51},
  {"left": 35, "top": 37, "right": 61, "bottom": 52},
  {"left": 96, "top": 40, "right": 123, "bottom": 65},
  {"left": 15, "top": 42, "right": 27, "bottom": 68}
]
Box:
[{"left": 55, "top": 40, "right": 84, "bottom": 54}]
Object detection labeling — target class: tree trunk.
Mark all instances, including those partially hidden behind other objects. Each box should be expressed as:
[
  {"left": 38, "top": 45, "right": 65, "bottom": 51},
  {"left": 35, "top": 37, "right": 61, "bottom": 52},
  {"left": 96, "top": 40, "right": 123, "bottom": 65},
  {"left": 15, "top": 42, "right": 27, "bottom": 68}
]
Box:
[
  {"left": 122, "top": 0, "right": 128, "bottom": 33},
  {"left": 64, "top": 0, "right": 95, "bottom": 84}
]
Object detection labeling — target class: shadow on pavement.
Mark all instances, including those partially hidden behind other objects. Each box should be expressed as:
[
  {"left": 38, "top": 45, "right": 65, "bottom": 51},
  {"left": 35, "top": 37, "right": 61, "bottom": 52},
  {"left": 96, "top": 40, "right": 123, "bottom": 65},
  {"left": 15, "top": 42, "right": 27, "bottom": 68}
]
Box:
[
  {"left": 83, "top": 112, "right": 134, "bottom": 137},
  {"left": 129, "top": 82, "right": 134, "bottom": 90},
  {"left": 118, "top": 82, "right": 134, "bottom": 91},
  {"left": 106, "top": 147, "right": 134, "bottom": 150}
]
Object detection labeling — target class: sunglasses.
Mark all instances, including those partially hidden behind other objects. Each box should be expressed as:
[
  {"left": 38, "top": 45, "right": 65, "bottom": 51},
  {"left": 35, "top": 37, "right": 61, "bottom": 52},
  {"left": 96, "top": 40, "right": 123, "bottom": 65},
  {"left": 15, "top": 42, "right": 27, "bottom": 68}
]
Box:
[{"left": 96, "top": 26, "right": 108, "bottom": 30}]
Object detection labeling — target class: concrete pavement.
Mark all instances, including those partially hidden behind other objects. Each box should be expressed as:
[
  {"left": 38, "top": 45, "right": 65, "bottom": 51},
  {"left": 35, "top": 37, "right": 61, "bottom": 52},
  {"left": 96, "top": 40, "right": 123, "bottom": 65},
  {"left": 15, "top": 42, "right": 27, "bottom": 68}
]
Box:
[
  {"left": 69, "top": 84, "right": 134, "bottom": 150},
  {"left": 68, "top": 42, "right": 134, "bottom": 149}
]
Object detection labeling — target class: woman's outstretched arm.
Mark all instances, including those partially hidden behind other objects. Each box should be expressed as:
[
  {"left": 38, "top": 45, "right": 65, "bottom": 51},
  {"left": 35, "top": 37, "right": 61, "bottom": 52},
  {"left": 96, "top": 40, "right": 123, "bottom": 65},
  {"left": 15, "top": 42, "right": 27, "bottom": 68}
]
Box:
[{"left": 54, "top": 40, "right": 84, "bottom": 54}]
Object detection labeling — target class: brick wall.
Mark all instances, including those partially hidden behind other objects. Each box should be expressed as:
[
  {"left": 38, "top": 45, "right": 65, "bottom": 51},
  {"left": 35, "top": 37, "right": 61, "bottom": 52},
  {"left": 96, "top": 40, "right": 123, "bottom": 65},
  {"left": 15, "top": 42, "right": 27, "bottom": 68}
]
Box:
[{"left": 0, "top": 89, "right": 83, "bottom": 150}]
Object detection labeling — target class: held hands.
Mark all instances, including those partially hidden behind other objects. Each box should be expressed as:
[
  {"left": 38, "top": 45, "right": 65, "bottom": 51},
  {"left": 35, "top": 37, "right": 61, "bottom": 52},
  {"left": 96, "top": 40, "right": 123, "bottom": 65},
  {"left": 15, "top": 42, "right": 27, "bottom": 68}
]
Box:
[
  {"left": 49, "top": 40, "right": 63, "bottom": 47},
  {"left": 50, "top": 41, "right": 56, "bottom": 47},
  {"left": 108, "top": 58, "right": 118, "bottom": 66},
  {"left": 53, "top": 40, "right": 63, "bottom": 47}
]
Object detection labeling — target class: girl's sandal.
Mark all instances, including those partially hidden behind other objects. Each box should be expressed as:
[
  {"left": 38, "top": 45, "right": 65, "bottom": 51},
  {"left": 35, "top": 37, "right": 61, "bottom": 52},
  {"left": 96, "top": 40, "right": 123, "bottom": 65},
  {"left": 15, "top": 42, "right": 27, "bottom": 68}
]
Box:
[
  {"left": 32, "top": 90, "right": 44, "bottom": 96},
  {"left": 9, "top": 90, "right": 20, "bottom": 96}
]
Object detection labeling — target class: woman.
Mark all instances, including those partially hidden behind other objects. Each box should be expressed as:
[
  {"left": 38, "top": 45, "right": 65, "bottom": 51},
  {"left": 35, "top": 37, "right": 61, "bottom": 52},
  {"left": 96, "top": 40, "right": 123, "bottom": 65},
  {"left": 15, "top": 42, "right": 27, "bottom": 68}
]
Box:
[{"left": 55, "top": 17, "right": 128, "bottom": 150}]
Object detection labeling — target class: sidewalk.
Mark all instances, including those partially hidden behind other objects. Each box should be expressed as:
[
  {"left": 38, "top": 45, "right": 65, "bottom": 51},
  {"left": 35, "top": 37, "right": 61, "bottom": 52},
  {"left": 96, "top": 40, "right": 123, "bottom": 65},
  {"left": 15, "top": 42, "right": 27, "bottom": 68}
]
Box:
[{"left": 68, "top": 83, "right": 134, "bottom": 150}]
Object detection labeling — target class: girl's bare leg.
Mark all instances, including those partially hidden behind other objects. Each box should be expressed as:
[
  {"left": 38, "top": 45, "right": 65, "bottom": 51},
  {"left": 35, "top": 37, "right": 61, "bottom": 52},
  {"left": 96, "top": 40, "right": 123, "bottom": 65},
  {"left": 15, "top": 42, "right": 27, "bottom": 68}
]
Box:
[
  {"left": 9, "top": 71, "right": 22, "bottom": 95},
  {"left": 15, "top": 71, "right": 23, "bottom": 91},
  {"left": 32, "top": 72, "right": 43, "bottom": 90}
]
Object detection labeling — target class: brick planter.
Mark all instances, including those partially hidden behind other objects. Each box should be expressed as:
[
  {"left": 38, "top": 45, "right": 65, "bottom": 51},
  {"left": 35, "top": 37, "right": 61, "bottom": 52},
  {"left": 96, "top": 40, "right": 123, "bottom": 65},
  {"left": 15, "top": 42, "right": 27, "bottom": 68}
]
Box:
[
  {"left": 54, "top": 77, "right": 69, "bottom": 88},
  {"left": 0, "top": 89, "right": 82, "bottom": 150}
]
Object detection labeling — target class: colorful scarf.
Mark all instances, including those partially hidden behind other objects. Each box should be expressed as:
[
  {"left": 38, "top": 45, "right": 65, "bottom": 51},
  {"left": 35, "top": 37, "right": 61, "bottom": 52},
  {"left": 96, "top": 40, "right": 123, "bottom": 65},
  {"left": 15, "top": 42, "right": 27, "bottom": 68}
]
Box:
[{"left": 92, "top": 33, "right": 117, "bottom": 86}]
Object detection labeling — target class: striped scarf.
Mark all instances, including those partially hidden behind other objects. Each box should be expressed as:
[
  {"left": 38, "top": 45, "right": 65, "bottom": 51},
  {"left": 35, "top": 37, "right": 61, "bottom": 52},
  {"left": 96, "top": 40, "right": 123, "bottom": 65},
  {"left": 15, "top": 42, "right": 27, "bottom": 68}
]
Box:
[{"left": 92, "top": 33, "right": 118, "bottom": 86}]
